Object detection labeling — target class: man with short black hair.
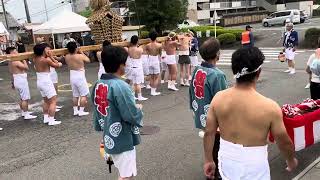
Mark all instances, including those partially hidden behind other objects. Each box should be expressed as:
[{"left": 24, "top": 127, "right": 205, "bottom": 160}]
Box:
[
  {"left": 97, "top": 40, "right": 112, "bottom": 79},
  {"left": 146, "top": 31, "right": 162, "bottom": 96},
  {"left": 241, "top": 25, "right": 254, "bottom": 48},
  {"left": 7, "top": 47, "right": 37, "bottom": 120},
  {"left": 203, "top": 47, "right": 298, "bottom": 179},
  {"left": 33, "top": 43, "right": 62, "bottom": 126},
  {"left": 65, "top": 42, "right": 91, "bottom": 116},
  {"left": 129, "top": 35, "right": 148, "bottom": 101},
  {"left": 92, "top": 46, "right": 143, "bottom": 180},
  {"left": 189, "top": 38, "right": 227, "bottom": 179}
]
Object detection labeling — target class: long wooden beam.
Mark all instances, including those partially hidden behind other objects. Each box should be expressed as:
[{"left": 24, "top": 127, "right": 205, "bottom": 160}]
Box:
[{"left": 1, "top": 37, "right": 167, "bottom": 62}]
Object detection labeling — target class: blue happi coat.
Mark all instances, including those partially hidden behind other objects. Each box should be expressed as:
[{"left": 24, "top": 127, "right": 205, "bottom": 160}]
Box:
[
  {"left": 92, "top": 73, "right": 143, "bottom": 154},
  {"left": 189, "top": 62, "right": 227, "bottom": 130},
  {"left": 283, "top": 30, "right": 298, "bottom": 48}
]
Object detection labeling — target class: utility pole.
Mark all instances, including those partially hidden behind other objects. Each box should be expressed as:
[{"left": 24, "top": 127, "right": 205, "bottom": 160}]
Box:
[
  {"left": 43, "top": 0, "right": 49, "bottom": 21},
  {"left": 1, "top": 0, "right": 9, "bottom": 28},
  {"left": 23, "top": 0, "right": 31, "bottom": 23}
]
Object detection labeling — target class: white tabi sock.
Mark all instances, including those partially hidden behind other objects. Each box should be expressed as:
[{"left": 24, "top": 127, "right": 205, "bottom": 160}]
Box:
[
  {"left": 44, "top": 114, "right": 49, "bottom": 123},
  {"left": 73, "top": 106, "right": 79, "bottom": 115},
  {"left": 79, "top": 107, "right": 85, "bottom": 113},
  {"left": 138, "top": 93, "right": 143, "bottom": 99}
]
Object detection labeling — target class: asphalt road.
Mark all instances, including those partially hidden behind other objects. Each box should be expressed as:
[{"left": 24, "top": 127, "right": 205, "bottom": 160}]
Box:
[
  {"left": 227, "top": 17, "right": 320, "bottom": 48},
  {"left": 0, "top": 49, "right": 319, "bottom": 180}
]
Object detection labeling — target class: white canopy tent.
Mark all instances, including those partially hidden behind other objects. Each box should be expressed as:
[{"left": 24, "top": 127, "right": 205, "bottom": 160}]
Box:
[
  {"left": 33, "top": 11, "right": 91, "bottom": 48},
  {"left": 33, "top": 10, "right": 90, "bottom": 34},
  {"left": 0, "top": 22, "right": 9, "bottom": 36}
]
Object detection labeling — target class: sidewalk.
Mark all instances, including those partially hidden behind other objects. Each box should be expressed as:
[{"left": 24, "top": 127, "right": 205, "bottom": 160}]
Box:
[{"left": 294, "top": 157, "right": 320, "bottom": 180}]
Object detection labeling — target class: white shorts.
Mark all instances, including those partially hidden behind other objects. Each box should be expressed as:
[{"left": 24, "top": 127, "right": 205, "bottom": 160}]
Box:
[
  {"left": 166, "top": 55, "right": 176, "bottom": 65},
  {"left": 13, "top": 73, "right": 30, "bottom": 101},
  {"left": 125, "top": 57, "right": 133, "bottom": 80},
  {"left": 148, "top": 55, "right": 160, "bottom": 75},
  {"left": 190, "top": 56, "right": 199, "bottom": 67},
  {"left": 70, "top": 70, "right": 89, "bottom": 97},
  {"left": 218, "top": 138, "right": 270, "bottom": 180},
  {"left": 111, "top": 148, "right": 137, "bottom": 178},
  {"left": 285, "top": 48, "right": 295, "bottom": 61},
  {"left": 37, "top": 72, "right": 57, "bottom": 99},
  {"left": 98, "top": 63, "right": 105, "bottom": 79},
  {"left": 142, "top": 55, "right": 149, "bottom": 76},
  {"left": 50, "top": 67, "right": 58, "bottom": 84},
  {"left": 131, "top": 59, "right": 144, "bottom": 84}
]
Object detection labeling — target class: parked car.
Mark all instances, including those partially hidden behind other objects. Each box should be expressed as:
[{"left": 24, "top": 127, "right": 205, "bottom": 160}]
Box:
[
  {"left": 262, "top": 9, "right": 300, "bottom": 27},
  {"left": 178, "top": 20, "right": 199, "bottom": 29},
  {"left": 300, "top": 10, "right": 309, "bottom": 23}
]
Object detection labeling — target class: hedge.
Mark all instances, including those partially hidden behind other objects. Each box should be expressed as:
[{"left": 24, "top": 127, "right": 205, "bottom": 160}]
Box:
[
  {"left": 217, "top": 33, "right": 236, "bottom": 45},
  {"left": 140, "top": 31, "right": 150, "bottom": 39},
  {"left": 305, "top": 28, "right": 320, "bottom": 48},
  {"left": 313, "top": 9, "right": 320, "bottom": 17}
]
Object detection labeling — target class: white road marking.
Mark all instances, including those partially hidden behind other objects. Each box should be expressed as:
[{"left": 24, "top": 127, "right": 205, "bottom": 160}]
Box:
[
  {"left": 292, "top": 157, "right": 320, "bottom": 180},
  {"left": 0, "top": 102, "right": 42, "bottom": 121}
]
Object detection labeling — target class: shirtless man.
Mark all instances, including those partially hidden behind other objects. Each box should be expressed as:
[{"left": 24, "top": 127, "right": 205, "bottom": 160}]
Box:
[
  {"left": 203, "top": 47, "right": 298, "bottom": 179},
  {"left": 65, "top": 42, "right": 91, "bottom": 116},
  {"left": 97, "top": 40, "right": 112, "bottom": 79},
  {"left": 7, "top": 47, "right": 37, "bottom": 120},
  {"left": 164, "top": 32, "right": 179, "bottom": 91},
  {"left": 178, "top": 33, "right": 192, "bottom": 86},
  {"left": 146, "top": 31, "right": 162, "bottom": 96},
  {"left": 128, "top": 35, "right": 148, "bottom": 101},
  {"left": 33, "top": 43, "right": 62, "bottom": 126},
  {"left": 141, "top": 45, "right": 151, "bottom": 89}
]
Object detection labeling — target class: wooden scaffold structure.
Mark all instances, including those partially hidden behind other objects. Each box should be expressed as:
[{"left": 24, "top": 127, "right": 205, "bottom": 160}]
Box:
[{"left": 86, "top": 0, "right": 124, "bottom": 44}]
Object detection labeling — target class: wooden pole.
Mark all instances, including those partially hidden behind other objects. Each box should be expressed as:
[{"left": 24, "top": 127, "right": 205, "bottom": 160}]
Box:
[{"left": 0, "top": 37, "right": 167, "bottom": 62}]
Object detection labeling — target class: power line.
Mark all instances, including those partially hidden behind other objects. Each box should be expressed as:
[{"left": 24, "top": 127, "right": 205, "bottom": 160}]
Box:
[{"left": 17, "top": 1, "right": 71, "bottom": 21}]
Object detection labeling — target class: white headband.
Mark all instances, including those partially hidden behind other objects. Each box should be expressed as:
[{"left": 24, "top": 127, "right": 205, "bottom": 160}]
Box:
[{"left": 234, "top": 65, "right": 262, "bottom": 79}]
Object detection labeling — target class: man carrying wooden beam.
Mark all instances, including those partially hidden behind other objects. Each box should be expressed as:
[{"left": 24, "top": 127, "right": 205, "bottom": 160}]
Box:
[
  {"left": 33, "top": 43, "right": 62, "bottom": 126},
  {"left": 7, "top": 47, "right": 37, "bottom": 120}
]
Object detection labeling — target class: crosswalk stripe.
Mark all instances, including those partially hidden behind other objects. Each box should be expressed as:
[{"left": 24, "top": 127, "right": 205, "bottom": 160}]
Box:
[{"left": 219, "top": 60, "right": 271, "bottom": 63}]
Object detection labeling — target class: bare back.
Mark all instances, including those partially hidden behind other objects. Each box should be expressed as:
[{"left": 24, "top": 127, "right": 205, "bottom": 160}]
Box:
[
  {"left": 128, "top": 46, "right": 143, "bottom": 59},
  {"left": 146, "top": 41, "right": 162, "bottom": 56},
  {"left": 212, "top": 87, "right": 280, "bottom": 146},
  {"left": 9, "top": 61, "right": 28, "bottom": 74},
  {"left": 65, "top": 54, "right": 89, "bottom": 71},
  {"left": 34, "top": 56, "right": 52, "bottom": 73}
]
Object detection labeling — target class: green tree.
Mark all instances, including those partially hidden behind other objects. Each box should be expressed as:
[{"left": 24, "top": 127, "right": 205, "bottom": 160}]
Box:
[
  {"left": 79, "top": 7, "right": 92, "bottom": 18},
  {"left": 130, "top": 0, "right": 188, "bottom": 33}
]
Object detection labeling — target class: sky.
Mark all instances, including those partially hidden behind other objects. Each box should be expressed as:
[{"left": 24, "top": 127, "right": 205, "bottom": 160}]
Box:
[{"left": 5, "top": 0, "right": 72, "bottom": 24}]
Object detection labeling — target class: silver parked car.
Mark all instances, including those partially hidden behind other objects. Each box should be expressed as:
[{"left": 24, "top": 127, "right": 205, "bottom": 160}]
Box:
[{"left": 262, "top": 9, "right": 300, "bottom": 27}]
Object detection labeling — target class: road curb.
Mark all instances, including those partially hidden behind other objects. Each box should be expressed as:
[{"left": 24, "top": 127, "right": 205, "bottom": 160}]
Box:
[{"left": 292, "top": 156, "right": 320, "bottom": 180}]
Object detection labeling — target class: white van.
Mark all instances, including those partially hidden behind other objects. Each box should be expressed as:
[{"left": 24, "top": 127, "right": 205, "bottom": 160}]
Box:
[{"left": 262, "top": 9, "right": 300, "bottom": 27}]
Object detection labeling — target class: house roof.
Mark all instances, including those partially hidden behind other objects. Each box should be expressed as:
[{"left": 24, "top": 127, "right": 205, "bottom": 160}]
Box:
[{"left": 0, "top": 10, "right": 20, "bottom": 28}]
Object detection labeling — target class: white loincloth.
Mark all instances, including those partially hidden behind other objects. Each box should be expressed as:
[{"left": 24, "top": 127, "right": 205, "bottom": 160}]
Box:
[
  {"left": 125, "top": 57, "right": 133, "bottom": 80},
  {"left": 111, "top": 147, "right": 137, "bottom": 178},
  {"left": 166, "top": 54, "right": 177, "bottom": 65},
  {"left": 285, "top": 48, "right": 295, "bottom": 61},
  {"left": 190, "top": 56, "right": 199, "bottom": 67},
  {"left": 148, "top": 55, "right": 160, "bottom": 75},
  {"left": 130, "top": 59, "right": 144, "bottom": 84},
  {"left": 13, "top": 73, "right": 30, "bottom": 101},
  {"left": 98, "top": 63, "right": 106, "bottom": 79},
  {"left": 36, "top": 72, "right": 57, "bottom": 99},
  {"left": 161, "top": 51, "right": 168, "bottom": 70},
  {"left": 142, "top": 55, "right": 149, "bottom": 76},
  {"left": 70, "top": 70, "right": 89, "bottom": 97},
  {"left": 218, "top": 138, "right": 270, "bottom": 180},
  {"left": 50, "top": 67, "right": 58, "bottom": 84}
]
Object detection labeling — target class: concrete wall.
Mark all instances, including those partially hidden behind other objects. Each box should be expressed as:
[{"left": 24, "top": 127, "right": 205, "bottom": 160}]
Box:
[
  {"left": 197, "top": 10, "right": 210, "bottom": 20},
  {"left": 73, "top": 0, "right": 89, "bottom": 13},
  {"left": 286, "top": 1, "right": 313, "bottom": 16}
]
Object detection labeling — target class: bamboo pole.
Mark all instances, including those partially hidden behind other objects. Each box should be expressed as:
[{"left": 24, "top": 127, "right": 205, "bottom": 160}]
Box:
[{"left": 1, "top": 37, "right": 167, "bottom": 62}]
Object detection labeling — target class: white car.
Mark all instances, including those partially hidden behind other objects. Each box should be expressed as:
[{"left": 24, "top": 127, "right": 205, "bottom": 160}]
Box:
[
  {"left": 178, "top": 20, "right": 199, "bottom": 29},
  {"left": 262, "top": 9, "right": 300, "bottom": 27}
]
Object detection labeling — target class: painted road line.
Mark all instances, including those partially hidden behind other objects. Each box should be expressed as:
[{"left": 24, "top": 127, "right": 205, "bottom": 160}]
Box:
[
  {"left": 58, "top": 83, "right": 93, "bottom": 92},
  {"left": 292, "top": 157, "right": 320, "bottom": 180},
  {"left": 219, "top": 60, "right": 271, "bottom": 63}
]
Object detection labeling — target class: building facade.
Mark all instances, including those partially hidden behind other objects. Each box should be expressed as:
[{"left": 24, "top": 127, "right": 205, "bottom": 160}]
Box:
[
  {"left": 188, "top": 0, "right": 259, "bottom": 25},
  {"left": 72, "top": 0, "right": 90, "bottom": 13}
]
